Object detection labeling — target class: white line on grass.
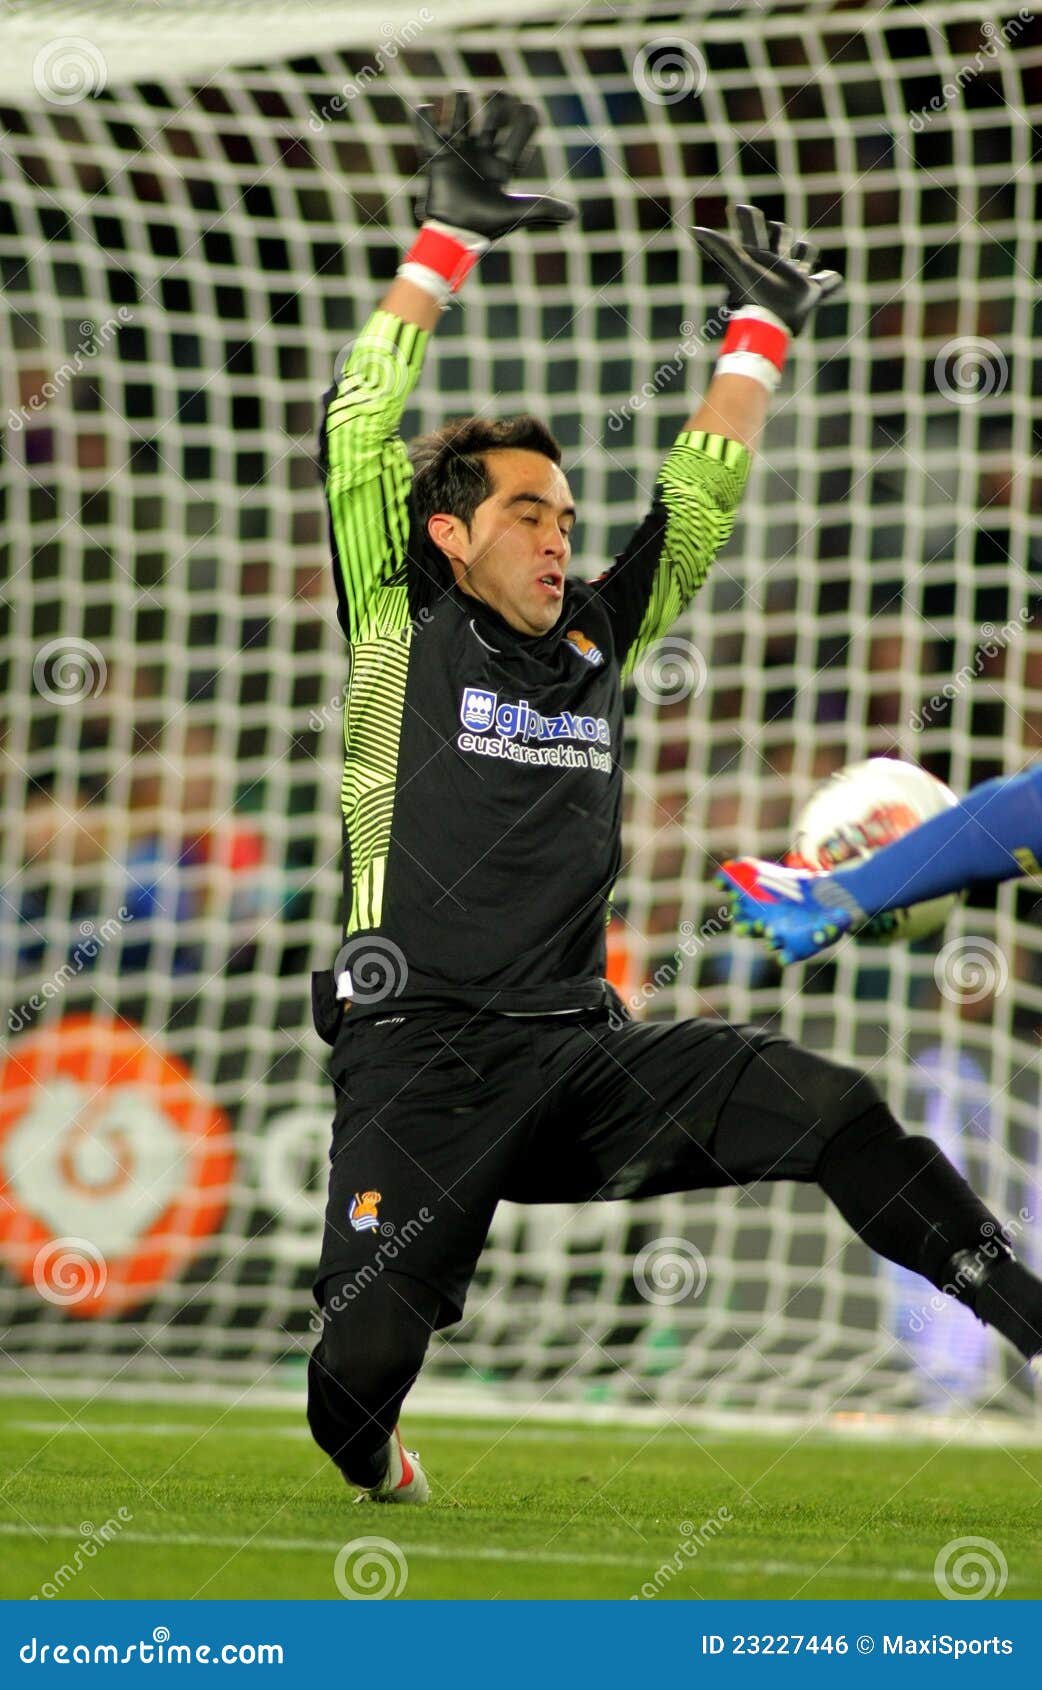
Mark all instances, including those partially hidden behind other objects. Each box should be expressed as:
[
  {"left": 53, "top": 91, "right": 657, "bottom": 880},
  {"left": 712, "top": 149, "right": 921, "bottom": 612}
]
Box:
[
  {"left": 7, "top": 1419, "right": 717, "bottom": 1447},
  {"left": 14, "top": 1417, "right": 1042, "bottom": 1455},
  {"left": 10, "top": 1420, "right": 313, "bottom": 1439},
  {"left": 0, "top": 1521, "right": 1031, "bottom": 1587},
  {"left": 4, "top": 1380, "right": 1040, "bottom": 1446}
]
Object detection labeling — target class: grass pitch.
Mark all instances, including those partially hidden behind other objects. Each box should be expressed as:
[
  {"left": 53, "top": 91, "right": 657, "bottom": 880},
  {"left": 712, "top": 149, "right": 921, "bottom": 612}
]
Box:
[{"left": 1, "top": 1392, "right": 1040, "bottom": 1601}]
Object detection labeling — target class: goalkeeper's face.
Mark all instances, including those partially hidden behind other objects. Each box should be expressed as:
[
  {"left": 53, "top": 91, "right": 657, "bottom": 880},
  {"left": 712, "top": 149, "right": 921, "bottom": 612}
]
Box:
[{"left": 438, "top": 449, "right": 576, "bottom": 637}]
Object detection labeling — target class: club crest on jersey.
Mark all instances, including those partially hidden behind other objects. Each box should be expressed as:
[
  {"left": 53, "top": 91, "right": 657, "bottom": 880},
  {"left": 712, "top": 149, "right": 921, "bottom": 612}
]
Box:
[
  {"left": 349, "top": 1190, "right": 382, "bottom": 1232},
  {"left": 565, "top": 628, "right": 604, "bottom": 667},
  {"left": 460, "top": 687, "right": 496, "bottom": 732}
]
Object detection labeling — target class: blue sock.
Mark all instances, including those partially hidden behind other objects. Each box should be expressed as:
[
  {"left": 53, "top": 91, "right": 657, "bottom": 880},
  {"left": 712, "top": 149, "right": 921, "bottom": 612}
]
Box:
[{"left": 831, "top": 766, "right": 1042, "bottom": 917}]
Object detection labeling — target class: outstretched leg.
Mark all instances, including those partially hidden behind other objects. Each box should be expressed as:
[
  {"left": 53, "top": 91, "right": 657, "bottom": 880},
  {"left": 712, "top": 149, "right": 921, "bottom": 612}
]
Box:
[
  {"left": 537, "top": 1014, "right": 1042, "bottom": 1365},
  {"left": 712, "top": 1040, "right": 1042, "bottom": 1361},
  {"left": 719, "top": 767, "right": 1042, "bottom": 963}
]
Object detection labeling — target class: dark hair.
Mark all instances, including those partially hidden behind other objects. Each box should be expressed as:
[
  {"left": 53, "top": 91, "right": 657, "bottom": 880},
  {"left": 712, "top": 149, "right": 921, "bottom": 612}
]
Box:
[{"left": 409, "top": 415, "right": 562, "bottom": 540}]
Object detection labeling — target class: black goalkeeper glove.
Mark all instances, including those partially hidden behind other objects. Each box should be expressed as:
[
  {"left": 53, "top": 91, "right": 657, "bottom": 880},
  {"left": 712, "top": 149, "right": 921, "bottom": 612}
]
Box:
[
  {"left": 409, "top": 89, "right": 575, "bottom": 240},
  {"left": 692, "top": 204, "right": 842, "bottom": 337}
]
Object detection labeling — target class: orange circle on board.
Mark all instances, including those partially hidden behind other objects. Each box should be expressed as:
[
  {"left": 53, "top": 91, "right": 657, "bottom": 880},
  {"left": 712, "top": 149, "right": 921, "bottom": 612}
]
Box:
[{"left": 0, "top": 1015, "right": 234, "bottom": 1319}]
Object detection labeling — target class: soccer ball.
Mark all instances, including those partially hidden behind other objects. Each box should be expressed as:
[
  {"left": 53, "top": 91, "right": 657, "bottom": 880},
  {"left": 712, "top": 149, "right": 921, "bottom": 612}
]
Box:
[{"left": 788, "top": 757, "right": 961, "bottom": 943}]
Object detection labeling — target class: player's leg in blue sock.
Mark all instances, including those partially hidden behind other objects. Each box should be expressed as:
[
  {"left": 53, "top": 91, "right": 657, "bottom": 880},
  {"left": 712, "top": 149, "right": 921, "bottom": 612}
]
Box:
[
  {"left": 720, "top": 765, "right": 1042, "bottom": 961},
  {"left": 825, "top": 764, "right": 1042, "bottom": 916}
]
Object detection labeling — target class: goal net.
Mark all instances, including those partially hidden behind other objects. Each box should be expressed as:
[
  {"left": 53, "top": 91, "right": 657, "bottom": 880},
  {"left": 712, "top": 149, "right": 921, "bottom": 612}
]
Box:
[{"left": 2, "top": 0, "right": 1040, "bottom": 1427}]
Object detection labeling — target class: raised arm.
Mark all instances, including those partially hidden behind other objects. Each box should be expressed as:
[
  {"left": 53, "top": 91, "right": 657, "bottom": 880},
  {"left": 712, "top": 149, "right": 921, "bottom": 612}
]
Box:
[
  {"left": 322, "top": 304, "right": 429, "bottom": 643},
  {"left": 322, "top": 91, "right": 573, "bottom": 642},
  {"left": 593, "top": 206, "right": 842, "bottom": 681}
]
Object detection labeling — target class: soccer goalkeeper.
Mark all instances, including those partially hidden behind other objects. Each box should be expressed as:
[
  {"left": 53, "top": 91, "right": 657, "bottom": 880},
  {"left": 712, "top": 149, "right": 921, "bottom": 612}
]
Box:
[{"left": 307, "top": 91, "right": 1042, "bottom": 1503}]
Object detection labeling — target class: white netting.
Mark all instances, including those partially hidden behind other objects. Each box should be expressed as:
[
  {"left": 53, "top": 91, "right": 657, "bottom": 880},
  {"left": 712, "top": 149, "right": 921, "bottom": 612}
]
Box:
[{"left": 1, "top": 0, "right": 1040, "bottom": 1422}]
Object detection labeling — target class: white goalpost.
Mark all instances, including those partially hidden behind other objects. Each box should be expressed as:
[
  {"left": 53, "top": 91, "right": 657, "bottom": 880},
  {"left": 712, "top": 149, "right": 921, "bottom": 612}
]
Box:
[{"left": 1, "top": 0, "right": 1040, "bottom": 1427}]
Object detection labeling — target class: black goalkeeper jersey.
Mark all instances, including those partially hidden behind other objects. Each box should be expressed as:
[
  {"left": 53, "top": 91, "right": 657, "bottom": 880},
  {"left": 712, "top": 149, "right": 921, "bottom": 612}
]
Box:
[{"left": 321, "top": 308, "right": 750, "bottom": 1021}]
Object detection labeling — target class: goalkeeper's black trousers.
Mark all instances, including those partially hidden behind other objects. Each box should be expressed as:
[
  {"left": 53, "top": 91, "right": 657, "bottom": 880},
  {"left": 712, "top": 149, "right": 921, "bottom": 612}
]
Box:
[{"left": 306, "top": 1004, "right": 1042, "bottom": 1488}]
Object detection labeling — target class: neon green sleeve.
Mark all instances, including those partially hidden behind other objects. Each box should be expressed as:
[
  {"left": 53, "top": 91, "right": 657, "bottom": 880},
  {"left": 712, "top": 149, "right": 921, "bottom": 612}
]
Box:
[
  {"left": 597, "top": 430, "right": 751, "bottom": 684},
  {"left": 323, "top": 308, "right": 429, "bottom": 641}
]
